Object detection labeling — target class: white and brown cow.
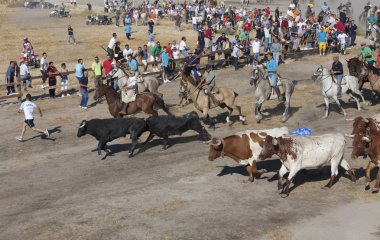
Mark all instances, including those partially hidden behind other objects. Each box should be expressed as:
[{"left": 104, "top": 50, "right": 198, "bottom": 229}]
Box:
[
  {"left": 258, "top": 133, "right": 357, "bottom": 197},
  {"left": 207, "top": 127, "right": 289, "bottom": 182}
]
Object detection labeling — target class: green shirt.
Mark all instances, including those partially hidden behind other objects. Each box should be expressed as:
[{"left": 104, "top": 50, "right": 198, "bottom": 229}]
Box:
[
  {"left": 151, "top": 45, "right": 162, "bottom": 57},
  {"left": 239, "top": 32, "right": 248, "bottom": 40},
  {"left": 360, "top": 47, "right": 375, "bottom": 62},
  {"left": 92, "top": 62, "right": 102, "bottom": 76}
]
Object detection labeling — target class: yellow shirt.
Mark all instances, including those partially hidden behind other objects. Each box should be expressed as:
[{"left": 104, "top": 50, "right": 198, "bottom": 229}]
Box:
[{"left": 92, "top": 62, "right": 102, "bottom": 76}]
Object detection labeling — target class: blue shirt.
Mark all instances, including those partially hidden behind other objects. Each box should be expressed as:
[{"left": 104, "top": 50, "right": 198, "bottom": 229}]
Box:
[
  {"left": 5, "top": 66, "right": 15, "bottom": 79},
  {"left": 128, "top": 59, "right": 139, "bottom": 73},
  {"left": 266, "top": 59, "right": 278, "bottom": 76},
  {"left": 161, "top": 52, "right": 169, "bottom": 67},
  {"left": 125, "top": 24, "right": 131, "bottom": 33},
  {"left": 368, "top": 16, "right": 377, "bottom": 23},
  {"left": 75, "top": 63, "right": 84, "bottom": 78},
  {"left": 317, "top": 31, "right": 327, "bottom": 43}
]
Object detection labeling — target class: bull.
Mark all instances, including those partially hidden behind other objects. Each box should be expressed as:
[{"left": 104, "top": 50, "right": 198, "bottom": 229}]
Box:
[
  {"left": 143, "top": 111, "right": 211, "bottom": 149},
  {"left": 77, "top": 118, "right": 147, "bottom": 158}
]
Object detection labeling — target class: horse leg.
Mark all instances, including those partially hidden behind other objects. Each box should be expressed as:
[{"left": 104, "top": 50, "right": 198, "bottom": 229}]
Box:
[
  {"left": 234, "top": 105, "right": 246, "bottom": 123},
  {"left": 353, "top": 88, "right": 370, "bottom": 106},
  {"left": 348, "top": 92, "right": 361, "bottom": 111},
  {"left": 225, "top": 106, "right": 233, "bottom": 125},
  {"left": 333, "top": 96, "right": 346, "bottom": 116},
  {"left": 255, "top": 98, "right": 265, "bottom": 123},
  {"left": 365, "top": 161, "right": 375, "bottom": 191},
  {"left": 323, "top": 97, "right": 330, "bottom": 119}
]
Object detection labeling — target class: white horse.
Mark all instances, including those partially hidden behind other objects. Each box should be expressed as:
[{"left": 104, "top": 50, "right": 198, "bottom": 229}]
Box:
[
  {"left": 368, "top": 23, "right": 380, "bottom": 48},
  {"left": 312, "top": 66, "right": 368, "bottom": 119}
]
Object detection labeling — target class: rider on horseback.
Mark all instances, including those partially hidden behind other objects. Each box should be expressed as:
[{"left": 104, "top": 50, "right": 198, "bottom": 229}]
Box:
[
  {"left": 359, "top": 43, "right": 376, "bottom": 69},
  {"left": 187, "top": 48, "right": 202, "bottom": 85},
  {"left": 201, "top": 64, "right": 220, "bottom": 106},
  {"left": 265, "top": 52, "right": 284, "bottom": 102},
  {"left": 119, "top": 70, "right": 138, "bottom": 115}
]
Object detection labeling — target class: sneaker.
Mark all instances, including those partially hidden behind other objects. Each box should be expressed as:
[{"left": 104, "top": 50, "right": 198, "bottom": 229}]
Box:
[
  {"left": 66, "top": 93, "right": 70, "bottom": 96},
  {"left": 82, "top": 106, "right": 88, "bottom": 109},
  {"left": 164, "top": 79, "right": 171, "bottom": 83},
  {"left": 61, "top": 95, "right": 65, "bottom": 98},
  {"left": 44, "top": 129, "right": 50, "bottom": 137},
  {"left": 15, "top": 136, "right": 23, "bottom": 141},
  {"left": 77, "top": 92, "right": 82, "bottom": 96}
]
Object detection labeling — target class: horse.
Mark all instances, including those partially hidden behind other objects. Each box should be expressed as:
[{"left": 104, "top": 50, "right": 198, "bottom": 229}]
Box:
[
  {"left": 359, "top": 66, "right": 380, "bottom": 95},
  {"left": 182, "top": 79, "right": 245, "bottom": 126},
  {"left": 93, "top": 85, "right": 172, "bottom": 118},
  {"left": 250, "top": 65, "right": 295, "bottom": 123},
  {"left": 179, "top": 62, "right": 206, "bottom": 105},
  {"left": 312, "top": 66, "right": 368, "bottom": 119},
  {"left": 346, "top": 57, "right": 368, "bottom": 90},
  {"left": 107, "top": 65, "right": 163, "bottom": 98}
]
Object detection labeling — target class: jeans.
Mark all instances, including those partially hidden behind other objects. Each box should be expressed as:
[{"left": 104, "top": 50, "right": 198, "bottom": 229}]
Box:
[
  {"left": 268, "top": 74, "right": 278, "bottom": 87},
  {"left": 253, "top": 52, "right": 260, "bottom": 62},
  {"left": 273, "top": 51, "right": 280, "bottom": 65},
  {"left": 264, "top": 38, "right": 270, "bottom": 53},
  {"left": 307, "top": 42, "right": 315, "bottom": 49},
  {"left": 21, "top": 75, "right": 31, "bottom": 89},
  {"left": 193, "top": 24, "right": 198, "bottom": 31},
  {"left": 191, "top": 67, "right": 199, "bottom": 82},
  {"left": 233, "top": 56, "right": 239, "bottom": 70},
  {"left": 48, "top": 79, "right": 56, "bottom": 97},
  {"left": 181, "top": 50, "right": 188, "bottom": 59},
  {"left": 335, "top": 74, "right": 343, "bottom": 92},
  {"left": 80, "top": 87, "right": 89, "bottom": 107},
  {"left": 68, "top": 34, "right": 76, "bottom": 44},
  {"left": 6, "top": 78, "right": 15, "bottom": 95}
]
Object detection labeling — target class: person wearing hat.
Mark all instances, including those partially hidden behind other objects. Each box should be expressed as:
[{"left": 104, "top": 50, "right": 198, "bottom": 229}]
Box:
[
  {"left": 202, "top": 64, "right": 220, "bottom": 106},
  {"left": 265, "top": 52, "right": 283, "bottom": 102}
]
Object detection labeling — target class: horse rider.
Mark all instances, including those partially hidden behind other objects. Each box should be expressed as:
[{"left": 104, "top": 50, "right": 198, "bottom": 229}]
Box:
[
  {"left": 119, "top": 70, "right": 138, "bottom": 115},
  {"left": 187, "top": 48, "right": 202, "bottom": 84},
  {"left": 127, "top": 54, "right": 139, "bottom": 76},
  {"left": 265, "top": 52, "right": 284, "bottom": 102},
  {"left": 359, "top": 43, "right": 376, "bottom": 69},
  {"left": 201, "top": 64, "right": 220, "bottom": 106}
]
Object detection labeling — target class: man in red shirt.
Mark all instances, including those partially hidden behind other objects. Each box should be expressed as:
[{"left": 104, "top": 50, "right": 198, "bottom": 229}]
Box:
[
  {"left": 243, "top": 21, "right": 252, "bottom": 33},
  {"left": 47, "top": 62, "right": 60, "bottom": 98},
  {"left": 204, "top": 26, "right": 213, "bottom": 49},
  {"left": 102, "top": 55, "right": 113, "bottom": 86},
  {"left": 336, "top": 22, "right": 344, "bottom": 32}
]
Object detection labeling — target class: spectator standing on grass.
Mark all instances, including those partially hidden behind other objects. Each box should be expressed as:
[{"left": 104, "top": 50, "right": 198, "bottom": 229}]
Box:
[
  {"left": 40, "top": 52, "right": 48, "bottom": 89},
  {"left": 271, "top": 38, "right": 282, "bottom": 65},
  {"left": 161, "top": 48, "right": 170, "bottom": 83},
  {"left": 47, "top": 62, "right": 59, "bottom": 98},
  {"left": 232, "top": 40, "right": 242, "bottom": 71},
  {"left": 151, "top": 41, "right": 162, "bottom": 72},
  {"left": 15, "top": 93, "right": 49, "bottom": 142},
  {"left": 5, "top": 61, "right": 16, "bottom": 95},
  {"left": 141, "top": 45, "right": 149, "bottom": 73},
  {"left": 103, "top": 55, "right": 113, "bottom": 85},
  {"left": 20, "top": 60, "right": 31, "bottom": 91},
  {"left": 60, "top": 63, "right": 70, "bottom": 97},
  {"left": 125, "top": 23, "right": 132, "bottom": 40},
  {"left": 79, "top": 71, "right": 89, "bottom": 109},
  {"left": 251, "top": 37, "right": 260, "bottom": 63},
  {"left": 75, "top": 59, "right": 85, "bottom": 96},
  {"left": 179, "top": 36, "right": 189, "bottom": 60},
  {"left": 67, "top": 25, "right": 76, "bottom": 44},
  {"left": 107, "top": 33, "right": 117, "bottom": 57},
  {"left": 92, "top": 56, "right": 103, "bottom": 89}
]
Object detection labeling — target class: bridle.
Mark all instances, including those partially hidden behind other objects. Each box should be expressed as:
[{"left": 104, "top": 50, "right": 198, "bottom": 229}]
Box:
[{"left": 314, "top": 66, "right": 335, "bottom": 94}]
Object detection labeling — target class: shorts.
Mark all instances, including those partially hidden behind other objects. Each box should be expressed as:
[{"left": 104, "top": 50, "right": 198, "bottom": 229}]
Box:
[
  {"left": 25, "top": 119, "right": 35, "bottom": 128},
  {"left": 126, "top": 33, "right": 131, "bottom": 38},
  {"left": 61, "top": 77, "right": 68, "bottom": 84},
  {"left": 150, "top": 56, "right": 159, "bottom": 62},
  {"left": 142, "top": 59, "right": 148, "bottom": 66},
  {"left": 318, "top": 42, "right": 327, "bottom": 51},
  {"left": 162, "top": 66, "right": 169, "bottom": 73}
]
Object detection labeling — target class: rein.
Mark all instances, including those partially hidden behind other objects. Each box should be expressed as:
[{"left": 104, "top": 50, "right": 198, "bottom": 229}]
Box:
[{"left": 315, "top": 69, "right": 335, "bottom": 95}]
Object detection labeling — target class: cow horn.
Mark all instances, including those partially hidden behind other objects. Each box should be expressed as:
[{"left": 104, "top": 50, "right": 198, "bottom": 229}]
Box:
[
  {"left": 211, "top": 139, "right": 222, "bottom": 147},
  {"left": 258, "top": 132, "right": 266, "bottom": 138},
  {"left": 344, "top": 134, "right": 355, "bottom": 138},
  {"left": 345, "top": 118, "right": 355, "bottom": 121},
  {"left": 204, "top": 140, "right": 212, "bottom": 144},
  {"left": 363, "top": 118, "right": 369, "bottom": 123},
  {"left": 79, "top": 121, "right": 86, "bottom": 128},
  {"left": 362, "top": 136, "right": 371, "bottom": 143}
]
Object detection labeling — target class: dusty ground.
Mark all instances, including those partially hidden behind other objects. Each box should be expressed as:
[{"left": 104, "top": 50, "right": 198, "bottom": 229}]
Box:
[{"left": 1, "top": 2, "right": 380, "bottom": 240}]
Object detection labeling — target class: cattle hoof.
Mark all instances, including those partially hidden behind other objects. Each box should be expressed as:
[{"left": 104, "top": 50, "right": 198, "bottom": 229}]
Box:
[
  {"left": 280, "top": 193, "right": 289, "bottom": 198},
  {"left": 322, "top": 115, "right": 328, "bottom": 119},
  {"left": 321, "top": 185, "right": 329, "bottom": 190},
  {"left": 281, "top": 116, "right": 288, "bottom": 123},
  {"left": 365, "top": 185, "right": 371, "bottom": 191},
  {"left": 372, "top": 188, "right": 379, "bottom": 194}
]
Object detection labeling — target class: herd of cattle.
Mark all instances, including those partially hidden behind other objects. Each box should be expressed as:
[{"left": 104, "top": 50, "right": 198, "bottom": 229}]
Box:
[{"left": 77, "top": 109, "right": 380, "bottom": 197}]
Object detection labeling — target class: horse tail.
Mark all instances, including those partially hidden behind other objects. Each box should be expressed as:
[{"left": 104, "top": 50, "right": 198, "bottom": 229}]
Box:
[{"left": 153, "top": 94, "right": 173, "bottom": 116}]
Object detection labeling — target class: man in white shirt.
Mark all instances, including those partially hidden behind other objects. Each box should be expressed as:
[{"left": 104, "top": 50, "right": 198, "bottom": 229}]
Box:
[
  {"left": 16, "top": 94, "right": 49, "bottom": 141},
  {"left": 40, "top": 52, "right": 48, "bottom": 88},
  {"left": 20, "top": 61, "right": 31, "bottom": 90},
  {"left": 119, "top": 71, "right": 138, "bottom": 114},
  {"left": 337, "top": 32, "right": 348, "bottom": 54},
  {"left": 179, "top": 36, "right": 189, "bottom": 59},
  {"left": 107, "top": 32, "right": 117, "bottom": 57},
  {"left": 123, "top": 44, "right": 133, "bottom": 60},
  {"left": 251, "top": 37, "right": 261, "bottom": 62},
  {"left": 232, "top": 40, "right": 242, "bottom": 71}
]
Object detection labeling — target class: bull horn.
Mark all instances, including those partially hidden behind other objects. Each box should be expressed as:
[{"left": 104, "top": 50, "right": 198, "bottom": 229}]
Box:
[
  {"left": 211, "top": 139, "right": 222, "bottom": 147},
  {"left": 203, "top": 140, "right": 212, "bottom": 144},
  {"left": 362, "top": 136, "right": 371, "bottom": 143},
  {"left": 79, "top": 121, "right": 86, "bottom": 128},
  {"left": 258, "top": 132, "right": 266, "bottom": 138},
  {"left": 344, "top": 134, "right": 355, "bottom": 138},
  {"left": 345, "top": 118, "right": 355, "bottom": 121},
  {"left": 363, "top": 118, "right": 369, "bottom": 123}
]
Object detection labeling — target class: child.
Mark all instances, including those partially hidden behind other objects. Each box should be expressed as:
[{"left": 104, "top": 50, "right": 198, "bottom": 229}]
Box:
[{"left": 60, "top": 63, "right": 70, "bottom": 97}]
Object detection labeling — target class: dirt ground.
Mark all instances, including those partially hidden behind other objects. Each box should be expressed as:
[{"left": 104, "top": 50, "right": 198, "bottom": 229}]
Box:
[{"left": 1, "top": 2, "right": 380, "bottom": 240}]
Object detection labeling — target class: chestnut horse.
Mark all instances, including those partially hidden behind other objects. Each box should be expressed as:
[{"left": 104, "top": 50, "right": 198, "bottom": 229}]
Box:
[{"left": 94, "top": 85, "right": 172, "bottom": 118}]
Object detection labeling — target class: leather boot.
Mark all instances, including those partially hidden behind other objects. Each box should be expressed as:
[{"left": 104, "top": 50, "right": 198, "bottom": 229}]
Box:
[
  {"left": 119, "top": 102, "right": 128, "bottom": 115},
  {"left": 274, "top": 87, "right": 284, "bottom": 102}
]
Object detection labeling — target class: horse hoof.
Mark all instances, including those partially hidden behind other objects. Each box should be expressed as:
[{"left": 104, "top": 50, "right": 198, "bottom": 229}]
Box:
[
  {"left": 281, "top": 116, "right": 288, "bottom": 123},
  {"left": 372, "top": 188, "right": 379, "bottom": 194},
  {"left": 365, "top": 185, "right": 370, "bottom": 191},
  {"left": 322, "top": 116, "right": 328, "bottom": 119},
  {"left": 280, "top": 192, "right": 289, "bottom": 198}
]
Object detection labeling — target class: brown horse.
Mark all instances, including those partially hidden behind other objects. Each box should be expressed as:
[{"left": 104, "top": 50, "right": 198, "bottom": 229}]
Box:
[
  {"left": 347, "top": 57, "right": 368, "bottom": 90},
  {"left": 94, "top": 85, "right": 172, "bottom": 118}
]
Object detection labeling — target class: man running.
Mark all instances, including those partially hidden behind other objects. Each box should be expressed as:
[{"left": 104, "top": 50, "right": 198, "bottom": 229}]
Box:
[{"left": 16, "top": 93, "right": 49, "bottom": 141}]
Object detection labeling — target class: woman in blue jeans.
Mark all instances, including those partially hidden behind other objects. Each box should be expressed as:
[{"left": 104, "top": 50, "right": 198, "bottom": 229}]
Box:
[{"left": 79, "top": 72, "right": 89, "bottom": 109}]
